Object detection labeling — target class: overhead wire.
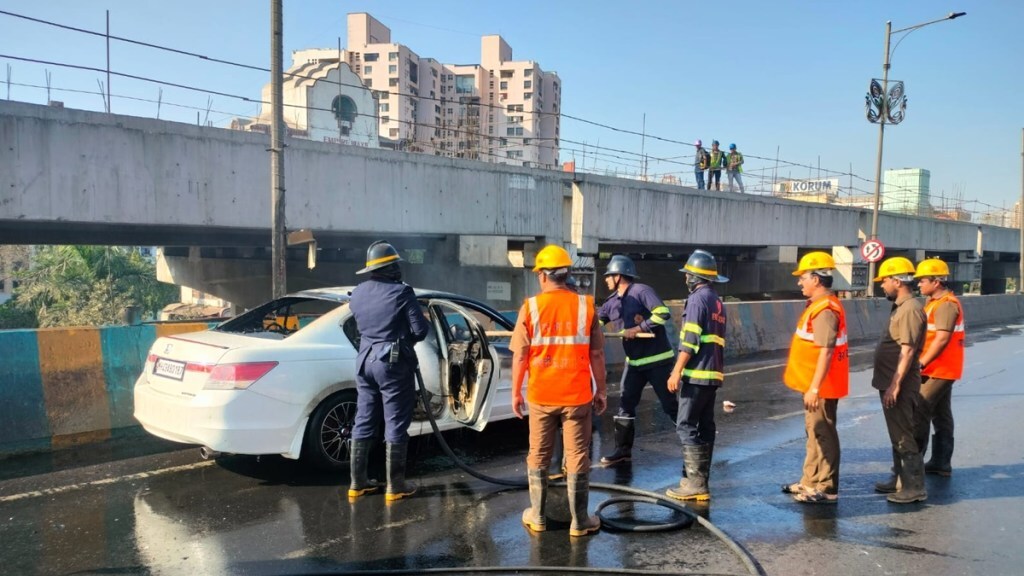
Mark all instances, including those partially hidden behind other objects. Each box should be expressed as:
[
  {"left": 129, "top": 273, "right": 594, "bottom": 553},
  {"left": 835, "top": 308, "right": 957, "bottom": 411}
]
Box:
[{"left": 0, "top": 8, "right": 1012, "bottom": 222}]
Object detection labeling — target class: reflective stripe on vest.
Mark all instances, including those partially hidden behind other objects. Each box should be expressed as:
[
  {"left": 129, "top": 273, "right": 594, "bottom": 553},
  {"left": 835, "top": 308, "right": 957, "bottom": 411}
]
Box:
[
  {"left": 683, "top": 368, "right": 724, "bottom": 381},
  {"left": 922, "top": 293, "right": 965, "bottom": 380},
  {"left": 678, "top": 322, "right": 726, "bottom": 355},
  {"left": 524, "top": 291, "right": 595, "bottom": 406},
  {"left": 783, "top": 295, "right": 850, "bottom": 399},
  {"left": 627, "top": 349, "right": 676, "bottom": 367}
]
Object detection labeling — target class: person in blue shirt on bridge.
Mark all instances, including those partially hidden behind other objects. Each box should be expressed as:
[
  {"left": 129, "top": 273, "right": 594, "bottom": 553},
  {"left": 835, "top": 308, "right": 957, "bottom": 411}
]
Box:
[
  {"left": 597, "top": 255, "right": 678, "bottom": 467},
  {"left": 665, "top": 249, "right": 728, "bottom": 501},
  {"left": 347, "top": 241, "right": 430, "bottom": 502}
]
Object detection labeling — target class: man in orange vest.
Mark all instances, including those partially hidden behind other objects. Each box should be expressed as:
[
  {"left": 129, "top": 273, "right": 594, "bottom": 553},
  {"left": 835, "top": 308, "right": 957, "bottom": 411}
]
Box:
[
  {"left": 872, "top": 256, "right": 928, "bottom": 504},
  {"left": 913, "top": 258, "right": 965, "bottom": 476},
  {"left": 782, "top": 252, "right": 850, "bottom": 504},
  {"left": 511, "top": 245, "right": 608, "bottom": 538}
]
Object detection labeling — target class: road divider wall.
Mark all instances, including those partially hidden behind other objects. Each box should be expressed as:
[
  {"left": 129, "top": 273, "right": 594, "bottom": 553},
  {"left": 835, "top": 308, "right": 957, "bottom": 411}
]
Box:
[
  {"left": 3, "top": 294, "right": 1022, "bottom": 458},
  {"left": 0, "top": 323, "right": 210, "bottom": 457}
]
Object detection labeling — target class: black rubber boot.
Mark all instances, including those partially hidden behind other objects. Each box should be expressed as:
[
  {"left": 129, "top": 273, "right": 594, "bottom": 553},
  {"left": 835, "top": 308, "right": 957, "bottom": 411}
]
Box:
[
  {"left": 567, "top": 472, "right": 600, "bottom": 537},
  {"left": 521, "top": 469, "right": 548, "bottom": 533},
  {"left": 925, "top": 435, "right": 953, "bottom": 476},
  {"left": 599, "top": 417, "right": 635, "bottom": 466},
  {"left": 385, "top": 442, "right": 417, "bottom": 502},
  {"left": 874, "top": 448, "right": 901, "bottom": 493},
  {"left": 888, "top": 452, "right": 928, "bottom": 504},
  {"left": 666, "top": 444, "right": 712, "bottom": 501},
  {"left": 347, "top": 439, "right": 383, "bottom": 499}
]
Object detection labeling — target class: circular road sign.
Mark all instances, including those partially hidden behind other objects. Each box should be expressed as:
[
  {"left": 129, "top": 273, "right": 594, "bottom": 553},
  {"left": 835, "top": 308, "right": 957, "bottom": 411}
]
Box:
[{"left": 861, "top": 240, "right": 886, "bottom": 263}]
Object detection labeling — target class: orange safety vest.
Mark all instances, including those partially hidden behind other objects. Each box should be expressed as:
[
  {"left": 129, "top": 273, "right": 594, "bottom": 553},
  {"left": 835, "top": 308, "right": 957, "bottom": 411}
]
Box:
[
  {"left": 523, "top": 290, "right": 595, "bottom": 406},
  {"left": 783, "top": 295, "right": 849, "bottom": 399},
  {"left": 922, "top": 292, "right": 965, "bottom": 380}
]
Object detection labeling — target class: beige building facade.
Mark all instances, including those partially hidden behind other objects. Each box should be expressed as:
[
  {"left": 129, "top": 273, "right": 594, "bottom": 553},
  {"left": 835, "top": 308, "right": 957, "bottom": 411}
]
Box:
[{"left": 294, "top": 13, "right": 561, "bottom": 168}]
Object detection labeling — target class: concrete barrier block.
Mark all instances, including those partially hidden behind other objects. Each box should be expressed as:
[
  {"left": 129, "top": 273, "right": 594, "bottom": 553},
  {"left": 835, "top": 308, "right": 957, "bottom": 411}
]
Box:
[
  {"left": 36, "top": 327, "right": 111, "bottom": 447},
  {"left": 0, "top": 329, "right": 50, "bottom": 451}
]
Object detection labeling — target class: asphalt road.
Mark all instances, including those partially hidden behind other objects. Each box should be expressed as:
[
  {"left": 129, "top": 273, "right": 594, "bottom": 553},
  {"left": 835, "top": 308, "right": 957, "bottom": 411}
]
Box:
[{"left": 2, "top": 323, "right": 1023, "bottom": 576}]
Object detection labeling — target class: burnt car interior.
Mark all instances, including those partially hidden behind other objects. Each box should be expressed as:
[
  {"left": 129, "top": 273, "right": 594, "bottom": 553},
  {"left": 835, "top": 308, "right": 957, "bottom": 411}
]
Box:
[
  {"left": 216, "top": 297, "right": 342, "bottom": 337},
  {"left": 428, "top": 301, "right": 494, "bottom": 423}
]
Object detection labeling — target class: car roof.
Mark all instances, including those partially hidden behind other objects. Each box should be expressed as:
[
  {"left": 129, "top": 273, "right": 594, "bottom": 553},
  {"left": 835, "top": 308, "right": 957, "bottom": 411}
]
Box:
[{"left": 290, "top": 286, "right": 489, "bottom": 307}]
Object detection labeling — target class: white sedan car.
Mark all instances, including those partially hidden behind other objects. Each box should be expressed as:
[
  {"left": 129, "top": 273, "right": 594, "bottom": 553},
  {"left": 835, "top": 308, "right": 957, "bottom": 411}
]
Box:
[{"left": 134, "top": 287, "right": 516, "bottom": 470}]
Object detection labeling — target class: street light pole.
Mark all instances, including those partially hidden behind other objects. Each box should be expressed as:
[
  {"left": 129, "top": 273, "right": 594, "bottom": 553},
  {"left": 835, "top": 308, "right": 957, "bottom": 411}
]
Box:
[
  {"left": 867, "top": 21, "right": 891, "bottom": 297},
  {"left": 1019, "top": 127, "right": 1023, "bottom": 293},
  {"left": 865, "top": 12, "right": 966, "bottom": 297}
]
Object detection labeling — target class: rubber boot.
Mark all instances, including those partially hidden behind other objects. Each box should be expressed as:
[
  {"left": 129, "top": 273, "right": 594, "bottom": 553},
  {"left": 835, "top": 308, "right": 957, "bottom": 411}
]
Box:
[
  {"left": 887, "top": 453, "right": 928, "bottom": 504},
  {"left": 385, "top": 442, "right": 417, "bottom": 502},
  {"left": 665, "top": 444, "right": 712, "bottom": 501},
  {"left": 599, "top": 417, "right": 635, "bottom": 466},
  {"left": 347, "top": 439, "right": 384, "bottom": 498},
  {"left": 874, "top": 448, "right": 902, "bottom": 494},
  {"left": 925, "top": 434, "right": 953, "bottom": 476},
  {"left": 567, "top": 472, "right": 600, "bottom": 537},
  {"left": 521, "top": 469, "right": 548, "bottom": 533}
]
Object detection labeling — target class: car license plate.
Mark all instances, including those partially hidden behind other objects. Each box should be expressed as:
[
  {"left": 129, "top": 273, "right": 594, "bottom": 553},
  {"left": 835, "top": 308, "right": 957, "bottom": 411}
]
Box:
[{"left": 154, "top": 358, "right": 186, "bottom": 381}]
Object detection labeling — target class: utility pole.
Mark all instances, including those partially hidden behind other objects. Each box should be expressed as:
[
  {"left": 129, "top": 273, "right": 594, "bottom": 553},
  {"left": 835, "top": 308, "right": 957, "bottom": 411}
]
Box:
[
  {"left": 640, "top": 113, "right": 647, "bottom": 181},
  {"left": 106, "top": 10, "right": 111, "bottom": 113},
  {"left": 270, "top": 0, "right": 287, "bottom": 297}
]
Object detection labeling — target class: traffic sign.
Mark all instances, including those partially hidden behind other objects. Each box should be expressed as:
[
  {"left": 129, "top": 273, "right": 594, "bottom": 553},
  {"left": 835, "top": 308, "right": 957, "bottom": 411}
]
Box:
[{"left": 861, "top": 240, "right": 886, "bottom": 263}]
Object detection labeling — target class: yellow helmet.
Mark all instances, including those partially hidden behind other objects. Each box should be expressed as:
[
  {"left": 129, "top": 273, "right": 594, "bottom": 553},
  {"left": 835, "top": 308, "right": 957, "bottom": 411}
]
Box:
[
  {"left": 874, "top": 256, "right": 916, "bottom": 282},
  {"left": 532, "top": 245, "right": 573, "bottom": 272},
  {"left": 792, "top": 251, "right": 836, "bottom": 276},
  {"left": 914, "top": 258, "right": 950, "bottom": 279}
]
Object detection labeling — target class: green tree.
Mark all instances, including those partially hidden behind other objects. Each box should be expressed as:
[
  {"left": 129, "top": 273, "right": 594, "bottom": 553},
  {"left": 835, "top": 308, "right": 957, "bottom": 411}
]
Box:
[{"left": 9, "top": 246, "right": 178, "bottom": 328}]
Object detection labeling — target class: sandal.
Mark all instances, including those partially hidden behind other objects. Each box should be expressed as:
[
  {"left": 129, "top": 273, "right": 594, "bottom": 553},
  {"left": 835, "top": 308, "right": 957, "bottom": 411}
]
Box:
[
  {"left": 793, "top": 490, "right": 838, "bottom": 504},
  {"left": 781, "top": 482, "right": 810, "bottom": 495}
]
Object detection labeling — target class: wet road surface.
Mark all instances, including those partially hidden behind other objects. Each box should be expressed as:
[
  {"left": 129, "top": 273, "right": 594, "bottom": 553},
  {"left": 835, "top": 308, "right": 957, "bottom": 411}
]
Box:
[{"left": 2, "top": 323, "right": 1023, "bottom": 575}]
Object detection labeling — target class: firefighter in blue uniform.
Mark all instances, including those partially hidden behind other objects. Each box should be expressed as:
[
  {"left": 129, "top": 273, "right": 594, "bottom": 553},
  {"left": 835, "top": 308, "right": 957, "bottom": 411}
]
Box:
[
  {"left": 665, "top": 249, "right": 728, "bottom": 501},
  {"left": 598, "top": 255, "right": 678, "bottom": 466},
  {"left": 347, "top": 241, "right": 430, "bottom": 502}
]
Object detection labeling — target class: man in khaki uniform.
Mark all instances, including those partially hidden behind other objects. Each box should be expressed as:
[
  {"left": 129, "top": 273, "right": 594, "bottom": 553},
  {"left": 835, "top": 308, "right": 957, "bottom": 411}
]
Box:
[
  {"left": 782, "top": 252, "right": 850, "bottom": 504},
  {"left": 871, "top": 257, "right": 928, "bottom": 504}
]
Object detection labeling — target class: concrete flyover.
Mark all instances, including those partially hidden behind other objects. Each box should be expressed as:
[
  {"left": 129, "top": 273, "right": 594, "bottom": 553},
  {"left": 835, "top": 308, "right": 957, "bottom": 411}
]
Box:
[{"left": 1, "top": 99, "right": 1020, "bottom": 305}]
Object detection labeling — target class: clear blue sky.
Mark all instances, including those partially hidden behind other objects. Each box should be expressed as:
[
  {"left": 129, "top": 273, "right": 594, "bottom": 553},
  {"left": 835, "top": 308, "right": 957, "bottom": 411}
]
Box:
[{"left": 1, "top": 0, "right": 1021, "bottom": 212}]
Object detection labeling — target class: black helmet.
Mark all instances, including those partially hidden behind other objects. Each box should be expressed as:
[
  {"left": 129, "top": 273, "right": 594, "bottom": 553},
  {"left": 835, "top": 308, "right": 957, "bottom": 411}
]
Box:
[
  {"left": 604, "top": 254, "right": 638, "bottom": 278},
  {"left": 357, "top": 240, "right": 403, "bottom": 275},
  {"left": 680, "top": 249, "right": 729, "bottom": 283}
]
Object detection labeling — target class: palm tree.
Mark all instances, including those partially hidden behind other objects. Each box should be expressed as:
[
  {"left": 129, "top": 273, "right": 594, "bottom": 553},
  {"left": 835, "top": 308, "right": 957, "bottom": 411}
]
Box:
[{"left": 11, "top": 246, "right": 177, "bottom": 328}]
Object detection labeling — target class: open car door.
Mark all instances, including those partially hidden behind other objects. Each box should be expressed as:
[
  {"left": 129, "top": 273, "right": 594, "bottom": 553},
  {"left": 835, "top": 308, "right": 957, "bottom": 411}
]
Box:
[{"left": 427, "top": 299, "right": 498, "bottom": 431}]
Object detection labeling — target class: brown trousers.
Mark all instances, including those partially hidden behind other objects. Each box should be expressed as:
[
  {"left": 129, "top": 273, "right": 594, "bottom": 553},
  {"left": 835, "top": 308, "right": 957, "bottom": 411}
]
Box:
[
  {"left": 880, "top": 379, "right": 923, "bottom": 464},
  {"left": 800, "top": 399, "right": 841, "bottom": 494},
  {"left": 918, "top": 376, "right": 955, "bottom": 441},
  {"left": 527, "top": 403, "right": 592, "bottom": 474}
]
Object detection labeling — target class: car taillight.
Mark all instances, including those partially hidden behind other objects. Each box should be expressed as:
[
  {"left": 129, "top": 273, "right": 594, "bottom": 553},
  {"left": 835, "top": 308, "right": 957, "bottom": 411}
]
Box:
[{"left": 203, "top": 361, "right": 279, "bottom": 390}]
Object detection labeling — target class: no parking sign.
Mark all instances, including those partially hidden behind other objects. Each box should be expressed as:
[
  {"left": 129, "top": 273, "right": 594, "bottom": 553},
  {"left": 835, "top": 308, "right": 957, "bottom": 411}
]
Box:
[{"left": 861, "top": 240, "right": 886, "bottom": 263}]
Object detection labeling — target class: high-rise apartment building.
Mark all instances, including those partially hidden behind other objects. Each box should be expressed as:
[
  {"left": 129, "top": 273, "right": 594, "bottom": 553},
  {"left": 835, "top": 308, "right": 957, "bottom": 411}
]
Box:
[
  {"left": 882, "top": 168, "right": 931, "bottom": 216},
  {"left": 293, "top": 13, "right": 561, "bottom": 168}
]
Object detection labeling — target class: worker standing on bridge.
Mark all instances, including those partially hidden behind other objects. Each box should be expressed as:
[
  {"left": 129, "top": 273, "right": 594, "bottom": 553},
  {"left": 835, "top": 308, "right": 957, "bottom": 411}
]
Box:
[
  {"left": 665, "top": 250, "right": 728, "bottom": 501},
  {"left": 914, "top": 258, "right": 965, "bottom": 477},
  {"left": 872, "top": 257, "right": 928, "bottom": 504},
  {"left": 511, "top": 245, "right": 608, "bottom": 537},
  {"left": 347, "top": 241, "right": 430, "bottom": 502},
  {"left": 726, "top": 143, "right": 745, "bottom": 193},
  {"left": 707, "top": 141, "right": 727, "bottom": 191},
  {"left": 694, "top": 140, "right": 710, "bottom": 190},
  {"left": 597, "top": 255, "right": 678, "bottom": 467},
  {"left": 782, "top": 252, "right": 849, "bottom": 504}
]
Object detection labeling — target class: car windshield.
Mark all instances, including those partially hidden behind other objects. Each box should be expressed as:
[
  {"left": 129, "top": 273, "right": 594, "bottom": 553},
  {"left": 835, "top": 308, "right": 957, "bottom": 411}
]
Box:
[{"left": 215, "top": 296, "right": 344, "bottom": 337}]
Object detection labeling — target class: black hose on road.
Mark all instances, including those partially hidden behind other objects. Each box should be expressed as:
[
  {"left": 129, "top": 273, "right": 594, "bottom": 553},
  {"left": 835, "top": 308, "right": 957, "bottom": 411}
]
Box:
[{"left": 413, "top": 368, "right": 764, "bottom": 576}]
